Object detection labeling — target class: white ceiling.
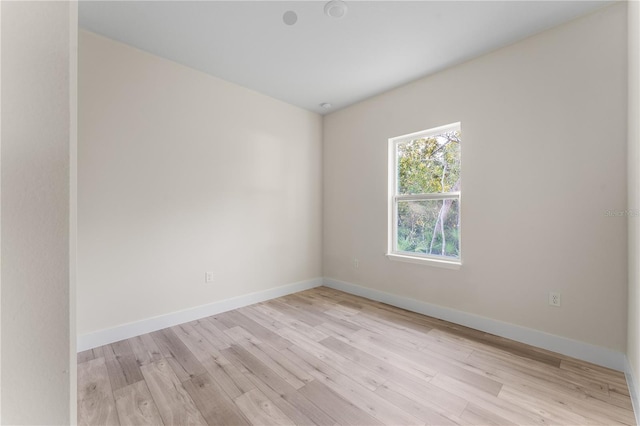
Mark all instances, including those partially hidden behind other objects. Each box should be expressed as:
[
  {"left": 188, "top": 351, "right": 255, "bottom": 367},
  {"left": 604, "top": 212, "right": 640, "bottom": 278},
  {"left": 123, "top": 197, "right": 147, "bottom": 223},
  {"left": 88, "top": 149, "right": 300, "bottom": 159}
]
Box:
[{"left": 79, "top": 1, "right": 612, "bottom": 114}]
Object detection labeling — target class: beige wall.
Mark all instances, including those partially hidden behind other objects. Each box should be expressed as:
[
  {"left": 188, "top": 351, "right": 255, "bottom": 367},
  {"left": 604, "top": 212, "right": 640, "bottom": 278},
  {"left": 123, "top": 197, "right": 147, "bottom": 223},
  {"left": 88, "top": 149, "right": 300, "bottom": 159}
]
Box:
[
  {"left": 78, "top": 31, "right": 323, "bottom": 336},
  {"left": 323, "top": 3, "right": 628, "bottom": 351},
  {"left": 1, "top": 1, "right": 74, "bottom": 423},
  {"left": 628, "top": 0, "right": 640, "bottom": 403}
]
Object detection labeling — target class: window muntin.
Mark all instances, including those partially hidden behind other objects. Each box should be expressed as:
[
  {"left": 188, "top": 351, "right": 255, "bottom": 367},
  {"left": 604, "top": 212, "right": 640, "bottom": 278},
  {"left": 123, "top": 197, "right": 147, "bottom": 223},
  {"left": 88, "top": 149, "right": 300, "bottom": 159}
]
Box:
[{"left": 389, "top": 123, "right": 461, "bottom": 263}]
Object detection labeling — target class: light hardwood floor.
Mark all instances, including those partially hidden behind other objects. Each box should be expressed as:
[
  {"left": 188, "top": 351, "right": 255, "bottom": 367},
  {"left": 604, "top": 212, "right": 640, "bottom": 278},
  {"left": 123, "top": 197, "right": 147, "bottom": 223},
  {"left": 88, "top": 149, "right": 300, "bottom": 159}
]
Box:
[{"left": 78, "top": 287, "right": 635, "bottom": 425}]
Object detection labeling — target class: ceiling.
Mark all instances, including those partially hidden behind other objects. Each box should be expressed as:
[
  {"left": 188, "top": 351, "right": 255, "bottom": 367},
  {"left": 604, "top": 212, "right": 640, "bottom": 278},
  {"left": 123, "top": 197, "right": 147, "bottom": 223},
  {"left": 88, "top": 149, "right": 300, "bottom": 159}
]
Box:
[{"left": 79, "top": 1, "right": 612, "bottom": 115}]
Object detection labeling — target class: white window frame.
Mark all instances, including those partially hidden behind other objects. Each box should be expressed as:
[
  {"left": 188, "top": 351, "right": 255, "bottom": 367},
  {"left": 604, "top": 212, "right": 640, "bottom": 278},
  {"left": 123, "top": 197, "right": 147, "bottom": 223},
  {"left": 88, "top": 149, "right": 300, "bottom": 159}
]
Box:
[{"left": 387, "top": 122, "right": 461, "bottom": 269}]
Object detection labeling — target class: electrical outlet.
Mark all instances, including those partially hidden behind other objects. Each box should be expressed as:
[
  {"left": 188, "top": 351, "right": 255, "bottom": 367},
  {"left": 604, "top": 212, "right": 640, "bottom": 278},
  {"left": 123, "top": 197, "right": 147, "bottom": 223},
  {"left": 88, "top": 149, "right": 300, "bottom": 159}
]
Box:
[
  {"left": 205, "top": 272, "right": 214, "bottom": 283},
  {"left": 353, "top": 258, "right": 359, "bottom": 268},
  {"left": 549, "top": 292, "right": 561, "bottom": 307}
]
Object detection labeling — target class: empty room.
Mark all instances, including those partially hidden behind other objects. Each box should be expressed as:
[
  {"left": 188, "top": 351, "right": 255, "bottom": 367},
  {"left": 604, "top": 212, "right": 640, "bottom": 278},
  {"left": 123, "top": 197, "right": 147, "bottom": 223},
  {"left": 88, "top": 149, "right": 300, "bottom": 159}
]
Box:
[{"left": 2, "top": 0, "right": 640, "bottom": 424}]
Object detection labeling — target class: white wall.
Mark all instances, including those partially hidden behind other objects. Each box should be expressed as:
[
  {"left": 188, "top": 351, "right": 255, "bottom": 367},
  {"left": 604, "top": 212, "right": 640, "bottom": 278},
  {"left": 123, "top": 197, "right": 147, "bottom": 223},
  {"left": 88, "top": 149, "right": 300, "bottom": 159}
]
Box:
[
  {"left": 78, "top": 31, "right": 323, "bottom": 336},
  {"left": 627, "top": 0, "right": 640, "bottom": 417},
  {"left": 323, "top": 4, "right": 628, "bottom": 352},
  {"left": 1, "top": 1, "right": 75, "bottom": 423}
]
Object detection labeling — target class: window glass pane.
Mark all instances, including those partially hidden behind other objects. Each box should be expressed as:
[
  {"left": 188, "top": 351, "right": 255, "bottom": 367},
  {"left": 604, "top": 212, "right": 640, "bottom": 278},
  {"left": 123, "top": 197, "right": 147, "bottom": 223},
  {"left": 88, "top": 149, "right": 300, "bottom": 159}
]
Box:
[
  {"left": 397, "top": 199, "right": 460, "bottom": 258},
  {"left": 397, "top": 130, "right": 460, "bottom": 195}
]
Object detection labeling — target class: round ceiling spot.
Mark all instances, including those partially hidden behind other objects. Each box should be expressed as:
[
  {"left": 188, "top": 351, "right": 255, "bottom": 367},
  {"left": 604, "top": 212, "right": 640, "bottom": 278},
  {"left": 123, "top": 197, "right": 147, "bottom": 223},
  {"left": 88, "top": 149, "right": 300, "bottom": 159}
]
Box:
[
  {"left": 282, "top": 10, "right": 298, "bottom": 26},
  {"left": 320, "top": 103, "right": 333, "bottom": 109},
  {"left": 324, "top": 0, "right": 348, "bottom": 19}
]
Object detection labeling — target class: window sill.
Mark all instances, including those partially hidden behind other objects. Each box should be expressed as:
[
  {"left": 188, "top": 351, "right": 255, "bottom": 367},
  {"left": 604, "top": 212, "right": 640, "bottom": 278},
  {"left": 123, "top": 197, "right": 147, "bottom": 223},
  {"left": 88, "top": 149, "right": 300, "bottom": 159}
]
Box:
[{"left": 386, "top": 253, "right": 461, "bottom": 270}]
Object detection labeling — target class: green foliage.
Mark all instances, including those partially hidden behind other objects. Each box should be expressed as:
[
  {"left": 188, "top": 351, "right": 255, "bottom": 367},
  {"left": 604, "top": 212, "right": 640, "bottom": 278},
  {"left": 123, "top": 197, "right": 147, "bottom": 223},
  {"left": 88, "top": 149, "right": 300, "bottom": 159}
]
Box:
[
  {"left": 396, "top": 131, "right": 460, "bottom": 258},
  {"left": 397, "top": 132, "right": 460, "bottom": 194}
]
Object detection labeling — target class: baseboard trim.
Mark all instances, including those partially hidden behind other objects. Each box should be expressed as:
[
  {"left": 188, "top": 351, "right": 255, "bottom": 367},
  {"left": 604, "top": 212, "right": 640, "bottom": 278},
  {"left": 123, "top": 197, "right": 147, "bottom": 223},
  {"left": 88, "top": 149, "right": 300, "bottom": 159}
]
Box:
[
  {"left": 77, "top": 277, "right": 323, "bottom": 352},
  {"left": 625, "top": 357, "right": 640, "bottom": 425},
  {"left": 78, "top": 275, "right": 626, "bottom": 372},
  {"left": 323, "top": 277, "right": 626, "bottom": 371}
]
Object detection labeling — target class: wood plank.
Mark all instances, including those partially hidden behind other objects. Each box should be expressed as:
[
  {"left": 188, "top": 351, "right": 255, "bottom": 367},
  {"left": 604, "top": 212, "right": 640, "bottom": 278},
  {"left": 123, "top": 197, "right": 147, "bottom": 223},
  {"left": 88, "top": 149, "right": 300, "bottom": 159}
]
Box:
[
  {"left": 392, "top": 304, "right": 562, "bottom": 368},
  {"left": 251, "top": 304, "right": 327, "bottom": 340},
  {"left": 234, "top": 388, "right": 296, "bottom": 426},
  {"left": 192, "top": 317, "right": 234, "bottom": 350},
  {"left": 323, "top": 307, "right": 384, "bottom": 331},
  {"left": 464, "top": 347, "right": 635, "bottom": 423},
  {"left": 289, "top": 293, "right": 366, "bottom": 333},
  {"left": 466, "top": 350, "right": 613, "bottom": 403},
  {"left": 500, "top": 383, "right": 634, "bottom": 425},
  {"left": 374, "top": 381, "right": 461, "bottom": 425},
  {"left": 482, "top": 335, "right": 562, "bottom": 368},
  {"left": 606, "top": 387, "right": 635, "bottom": 411},
  {"left": 355, "top": 329, "right": 503, "bottom": 396},
  {"left": 560, "top": 359, "right": 628, "bottom": 386},
  {"left": 497, "top": 385, "right": 594, "bottom": 425},
  {"left": 326, "top": 315, "right": 429, "bottom": 358},
  {"left": 245, "top": 372, "right": 337, "bottom": 426},
  {"left": 610, "top": 381, "right": 632, "bottom": 397},
  {"left": 222, "top": 344, "right": 299, "bottom": 396},
  {"left": 172, "top": 321, "right": 254, "bottom": 398},
  {"left": 242, "top": 330, "right": 314, "bottom": 385},
  {"left": 248, "top": 304, "right": 329, "bottom": 341},
  {"left": 325, "top": 323, "right": 448, "bottom": 390},
  {"left": 182, "top": 373, "right": 250, "bottom": 425},
  {"left": 92, "top": 346, "right": 106, "bottom": 359},
  {"left": 237, "top": 305, "right": 287, "bottom": 332},
  {"left": 315, "top": 321, "right": 359, "bottom": 341},
  {"left": 225, "top": 326, "right": 310, "bottom": 389},
  {"left": 150, "top": 328, "right": 206, "bottom": 381},
  {"left": 320, "top": 335, "right": 433, "bottom": 390},
  {"left": 103, "top": 340, "right": 144, "bottom": 391},
  {"left": 430, "top": 373, "right": 551, "bottom": 425},
  {"left": 77, "top": 286, "right": 635, "bottom": 425},
  {"left": 314, "top": 288, "right": 447, "bottom": 330},
  {"left": 172, "top": 322, "right": 221, "bottom": 363},
  {"left": 140, "top": 359, "right": 207, "bottom": 426},
  {"left": 128, "top": 334, "right": 162, "bottom": 366},
  {"left": 266, "top": 299, "right": 326, "bottom": 327},
  {"left": 214, "top": 309, "right": 293, "bottom": 350},
  {"left": 205, "top": 350, "right": 256, "bottom": 396},
  {"left": 208, "top": 314, "right": 232, "bottom": 331},
  {"left": 78, "top": 357, "right": 120, "bottom": 426},
  {"left": 334, "top": 330, "right": 438, "bottom": 380},
  {"left": 78, "top": 349, "right": 95, "bottom": 364},
  {"left": 461, "top": 403, "right": 518, "bottom": 426},
  {"left": 374, "top": 379, "right": 468, "bottom": 419},
  {"left": 299, "top": 380, "right": 383, "bottom": 426},
  {"left": 287, "top": 343, "right": 424, "bottom": 425},
  {"left": 315, "top": 312, "right": 363, "bottom": 332},
  {"left": 278, "top": 326, "right": 387, "bottom": 391},
  {"left": 320, "top": 290, "right": 525, "bottom": 359},
  {"left": 113, "top": 380, "right": 164, "bottom": 426},
  {"left": 288, "top": 290, "right": 331, "bottom": 307},
  {"left": 222, "top": 344, "right": 336, "bottom": 425},
  {"left": 425, "top": 328, "right": 483, "bottom": 353},
  {"left": 354, "top": 303, "right": 448, "bottom": 340}
]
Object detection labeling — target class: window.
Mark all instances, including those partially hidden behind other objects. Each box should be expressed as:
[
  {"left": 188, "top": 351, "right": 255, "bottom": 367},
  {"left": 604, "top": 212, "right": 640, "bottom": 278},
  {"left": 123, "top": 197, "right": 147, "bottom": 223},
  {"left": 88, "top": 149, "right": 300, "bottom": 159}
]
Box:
[{"left": 388, "top": 122, "right": 461, "bottom": 267}]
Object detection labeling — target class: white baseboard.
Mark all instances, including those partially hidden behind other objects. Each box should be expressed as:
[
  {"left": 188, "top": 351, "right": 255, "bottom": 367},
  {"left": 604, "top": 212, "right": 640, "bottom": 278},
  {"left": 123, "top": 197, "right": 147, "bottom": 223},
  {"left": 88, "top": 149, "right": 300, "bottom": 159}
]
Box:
[
  {"left": 323, "top": 277, "right": 626, "bottom": 371},
  {"left": 77, "top": 277, "right": 323, "bottom": 352},
  {"left": 78, "top": 275, "right": 626, "bottom": 373},
  {"left": 625, "top": 357, "right": 640, "bottom": 425}
]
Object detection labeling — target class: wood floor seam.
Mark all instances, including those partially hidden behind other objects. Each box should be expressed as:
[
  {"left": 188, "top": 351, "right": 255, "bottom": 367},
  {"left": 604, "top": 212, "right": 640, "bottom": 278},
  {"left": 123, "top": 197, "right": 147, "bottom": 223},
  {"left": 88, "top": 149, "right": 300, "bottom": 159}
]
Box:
[{"left": 78, "top": 286, "right": 636, "bottom": 426}]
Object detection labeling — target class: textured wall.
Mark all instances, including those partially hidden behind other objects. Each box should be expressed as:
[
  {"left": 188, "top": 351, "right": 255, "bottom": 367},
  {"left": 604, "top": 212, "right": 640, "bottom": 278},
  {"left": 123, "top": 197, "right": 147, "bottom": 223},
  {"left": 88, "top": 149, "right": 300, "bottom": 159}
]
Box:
[
  {"left": 1, "top": 1, "right": 74, "bottom": 423},
  {"left": 627, "top": 0, "right": 640, "bottom": 408},
  {"left": 78, "top": 31, "right": 323, "bottom": 336},
  {"left": 323, "top": 4, "right": 627, "bottom": 351}
]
